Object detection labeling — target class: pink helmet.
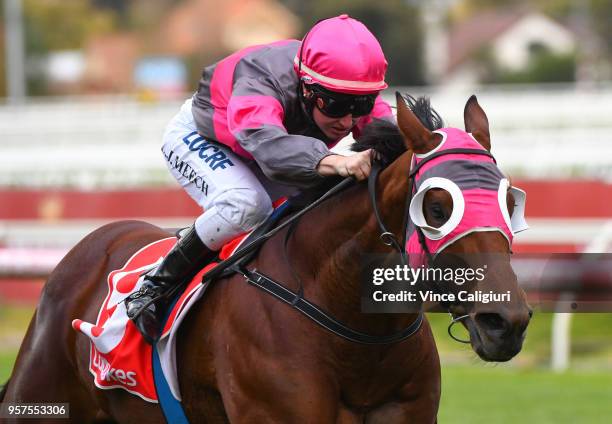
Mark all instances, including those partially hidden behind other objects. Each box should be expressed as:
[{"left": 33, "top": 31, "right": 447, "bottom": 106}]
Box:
[{"left": 294, "top": 14, "right": 388, "bottom": 95}]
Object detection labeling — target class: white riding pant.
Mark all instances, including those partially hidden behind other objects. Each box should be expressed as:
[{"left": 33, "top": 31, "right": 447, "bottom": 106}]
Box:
[{"left": 161, "top": 98, "right": 296, "bottom": 250}]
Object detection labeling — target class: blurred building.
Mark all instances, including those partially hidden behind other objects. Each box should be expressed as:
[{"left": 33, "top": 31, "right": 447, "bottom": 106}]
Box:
[
  {"left": 80, "top": 0, "right": 299, "bottom": 95},
  {"left": 84, "top": 33, "right": 140, "bottom": 93},
  {"left": 426, "top": 7, "right": 582, "bottom": 87},
  {"left": 158, "top": 0, "right": 299, "bottom": 55}
]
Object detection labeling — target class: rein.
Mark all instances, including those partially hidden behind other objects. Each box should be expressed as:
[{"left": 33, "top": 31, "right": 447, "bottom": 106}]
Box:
[
  {"left": 201, "top": 177, "right": 355, "bottom": 283},
  {"left": 368, "top": 161, "right": 407, "bottom": 263},
  {"left": 216, "top": 169, "right": 425, "bottom": 345}
]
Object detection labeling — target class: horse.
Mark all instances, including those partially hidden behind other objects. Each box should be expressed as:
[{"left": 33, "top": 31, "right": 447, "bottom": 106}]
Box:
[{"left": 1, "top": 94, "right": 531, "bottom": 423}]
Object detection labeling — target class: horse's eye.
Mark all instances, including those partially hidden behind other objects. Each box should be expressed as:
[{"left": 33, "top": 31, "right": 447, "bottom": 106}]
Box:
[
  {"left": 427, "top": 202, "right": 450, "bottom": 227},
  {"left": 431, "top": 204, "right": 445, "bottom": 221},
  {"left": 506, "top": 190, "right": 515, "bottom": 217},
  {"left": 422, "top": 188, "right": 453, "bottom": 228}
]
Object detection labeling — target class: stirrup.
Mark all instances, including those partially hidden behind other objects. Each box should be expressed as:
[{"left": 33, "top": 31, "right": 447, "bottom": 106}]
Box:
[
  {"left": 126, "top": 281, "right": 182, "bottom": 320},
  {"left": 125, "top": 284, "right": 156, "bottom": 303},
  {"left": 128, "top": 294, "right": 161, "bottom": 321}
]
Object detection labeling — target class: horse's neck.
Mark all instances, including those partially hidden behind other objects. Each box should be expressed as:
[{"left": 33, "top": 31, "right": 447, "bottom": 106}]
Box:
[{"left": 297, "top": 151, "right": 415, "bottom": 332}]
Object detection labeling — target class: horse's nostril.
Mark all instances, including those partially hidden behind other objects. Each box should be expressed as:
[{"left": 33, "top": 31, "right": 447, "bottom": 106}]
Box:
[
  {"left": 528, "top": 309, "right": 533, "bottom": 319},
  {"left": 475, "top": 313, "right": 508, "bottom": 335}
]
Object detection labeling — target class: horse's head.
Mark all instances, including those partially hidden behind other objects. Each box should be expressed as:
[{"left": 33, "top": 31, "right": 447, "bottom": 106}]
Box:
[{"left": 397, "top": 93, "right": 532, "bottom": 362}]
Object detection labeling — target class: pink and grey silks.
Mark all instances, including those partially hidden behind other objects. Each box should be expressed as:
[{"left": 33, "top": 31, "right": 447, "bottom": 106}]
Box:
[{"left": 191, "top": 15, "right": 392, "bottom": 186}]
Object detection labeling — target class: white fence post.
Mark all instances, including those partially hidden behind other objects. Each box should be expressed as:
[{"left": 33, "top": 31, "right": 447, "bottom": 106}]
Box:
[
  {"left": 551, "top": 311, "right": 572, "bottom": 372},
  {"left": 550, "top": 221, "right": 612, "bottom": 371}
]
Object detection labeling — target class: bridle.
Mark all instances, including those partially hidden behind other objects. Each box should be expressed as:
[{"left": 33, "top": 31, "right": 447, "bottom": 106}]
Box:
[
  {"left": 197, "top": 146, "right": 498, "bottom": 345},
  {"left": 368, "top": 147, "right": 498, "bottom": 344}
]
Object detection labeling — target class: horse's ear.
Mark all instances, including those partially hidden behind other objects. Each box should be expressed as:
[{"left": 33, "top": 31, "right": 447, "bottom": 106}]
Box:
[
  {"left": 464, "top": 95, "right": 491, "bottom": 151},
  {"left": 395, "top": 92, "right": 433, "bottom": 154}
]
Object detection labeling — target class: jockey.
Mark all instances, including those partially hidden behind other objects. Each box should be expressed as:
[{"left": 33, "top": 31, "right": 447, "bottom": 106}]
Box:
[{"left": 125, "top": 14, "right": 395, "bottom": 344}]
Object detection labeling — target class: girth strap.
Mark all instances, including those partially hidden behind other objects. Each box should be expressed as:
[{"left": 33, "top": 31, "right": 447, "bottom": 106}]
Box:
[{"left": 235, "top": 267, "right": 424, "bottom": 345}]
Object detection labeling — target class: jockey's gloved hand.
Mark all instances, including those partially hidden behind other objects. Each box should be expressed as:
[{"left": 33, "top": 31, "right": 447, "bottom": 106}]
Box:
[{"left": 316, "top": 149, "right": 372, "bottom": 181}]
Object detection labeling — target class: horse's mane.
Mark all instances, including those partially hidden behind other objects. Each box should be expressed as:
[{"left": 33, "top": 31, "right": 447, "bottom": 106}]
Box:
[{"left": 351, "top": 94, "right": 444, "bottom": 167}]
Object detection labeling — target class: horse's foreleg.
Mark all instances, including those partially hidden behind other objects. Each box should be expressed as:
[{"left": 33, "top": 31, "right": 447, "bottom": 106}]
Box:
[
  {"left": 215, "top": 353, "right": 341, "bottom": 424},
  {"left": 2, "top": 320, "right": 99, "bottom": 422},
  {"left": 365, "top": 340, "right": 441, "bottom": 424}
]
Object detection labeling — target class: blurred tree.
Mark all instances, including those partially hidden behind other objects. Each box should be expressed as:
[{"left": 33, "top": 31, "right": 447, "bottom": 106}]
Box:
[
  {"left": 92, "top": 0, "right": 130, "bottom": 27},
  {"left": 0, "top": 30, "right": 5, "bottom": 97},
  {"left": 501, "top": 50, "right": 576, "bottom": 83},
  {"left": 24, "top": 0, "right": 116, "bottom": 51},
  {"left": 127, "top": 0, "right": 175, "bottom": 33},
  {"left": 480, "top": 46, "right": 577, "bottom": 84},
  {"left": 282, "top": 0, "right": 425, "bottom": 86},
  {"left": 20, "top": 0, "right": 118, "bottom": 95}
]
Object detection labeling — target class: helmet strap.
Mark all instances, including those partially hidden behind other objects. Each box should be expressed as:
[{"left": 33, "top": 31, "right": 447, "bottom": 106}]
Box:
[
  {"left": 297, "top": 23, "right": 316, "bottom": 123},
  {"left": 298, "top": 80, "right": 317, "bottom": 124}
]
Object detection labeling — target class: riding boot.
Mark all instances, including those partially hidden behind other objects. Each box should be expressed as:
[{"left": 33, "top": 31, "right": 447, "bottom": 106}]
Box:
[{"left": 125, "top": 225, "right": 216, "bottom": 344}]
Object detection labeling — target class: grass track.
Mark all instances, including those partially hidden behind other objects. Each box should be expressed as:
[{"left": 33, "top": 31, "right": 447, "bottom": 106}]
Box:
[
  {"left": 1, "top": 304, "right": 611, "bottom": 422},
  {"left": 439, "top": 365, "right": 612, "bottom": 423},
  {"left": 0, "top": 351, "right": 15, "bottom": 384}
]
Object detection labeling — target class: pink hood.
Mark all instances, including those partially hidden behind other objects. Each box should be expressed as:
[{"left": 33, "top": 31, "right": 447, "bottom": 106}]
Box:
[{"left": 406, "top": 128, "right": 528, "bottom": 259}]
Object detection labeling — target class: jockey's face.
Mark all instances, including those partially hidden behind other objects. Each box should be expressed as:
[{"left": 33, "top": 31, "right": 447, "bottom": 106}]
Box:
[
  {"left": 312, "top": 100, "right": 358, "bottom": 140},
  {"left": 303, "top": 85, "right": 366, "bottom": 140}
]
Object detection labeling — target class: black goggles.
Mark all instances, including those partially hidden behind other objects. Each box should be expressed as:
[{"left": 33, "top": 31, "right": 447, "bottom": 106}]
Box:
[{"left": 310, "top": 86, "right": 377, "bottom": 118}]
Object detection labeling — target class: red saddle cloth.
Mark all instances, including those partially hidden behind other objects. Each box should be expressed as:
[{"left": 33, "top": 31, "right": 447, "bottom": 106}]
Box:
[
  {"left": 72, "top": 232, "right": 250, "bottom": 402},
  {"left": 72, "top": 197, "right": 288, "bottom": 402}
]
